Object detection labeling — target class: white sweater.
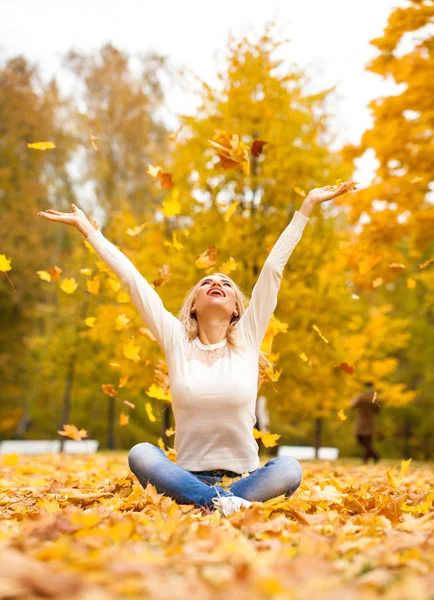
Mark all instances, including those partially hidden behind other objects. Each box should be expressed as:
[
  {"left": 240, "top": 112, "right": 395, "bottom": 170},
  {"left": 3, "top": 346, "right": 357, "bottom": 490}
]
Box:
[{"left": 85, "top": 210, "right": 310, "bottom": 473}]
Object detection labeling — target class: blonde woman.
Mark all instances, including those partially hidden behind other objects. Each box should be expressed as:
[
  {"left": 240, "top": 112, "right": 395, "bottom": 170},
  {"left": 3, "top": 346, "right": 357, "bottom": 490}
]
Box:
[{"left": 37, "top": 182, "right": 354, "bottom": 516}]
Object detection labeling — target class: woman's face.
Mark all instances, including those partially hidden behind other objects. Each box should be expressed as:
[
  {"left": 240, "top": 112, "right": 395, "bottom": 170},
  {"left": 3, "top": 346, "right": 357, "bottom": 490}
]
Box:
[{"left": 192, "top": 276, "right": 238, "bottom": 321}]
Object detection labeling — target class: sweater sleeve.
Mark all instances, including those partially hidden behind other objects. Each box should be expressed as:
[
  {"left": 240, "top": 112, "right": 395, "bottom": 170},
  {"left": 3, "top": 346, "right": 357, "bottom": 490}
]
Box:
[
  {"left": 85, "top": 227, "right": 184, "bottom": 355},
  {"left": 236, "top": 210, "right": 310, "bottom": 352}
]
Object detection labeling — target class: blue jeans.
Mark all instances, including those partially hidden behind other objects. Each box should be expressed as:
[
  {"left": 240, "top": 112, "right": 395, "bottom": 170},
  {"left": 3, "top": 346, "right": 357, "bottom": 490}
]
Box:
[{"left": 128, "top": 442, "right": 303, "bottom": 510}]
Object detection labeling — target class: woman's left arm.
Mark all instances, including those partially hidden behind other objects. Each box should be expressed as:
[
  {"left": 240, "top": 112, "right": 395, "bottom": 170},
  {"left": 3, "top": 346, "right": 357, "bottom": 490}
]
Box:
[{"left": 236, "top": 182, "right": 357, "bottom": 351}]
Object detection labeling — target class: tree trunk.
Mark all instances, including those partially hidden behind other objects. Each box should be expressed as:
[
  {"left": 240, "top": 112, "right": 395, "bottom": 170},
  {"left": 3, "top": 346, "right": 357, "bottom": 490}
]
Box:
[
  {"left": 107, "top": 395, "right": 116, "bottom": 450},
  {"left": 58, "top": 299, "right": 89, "bottom": 452}
]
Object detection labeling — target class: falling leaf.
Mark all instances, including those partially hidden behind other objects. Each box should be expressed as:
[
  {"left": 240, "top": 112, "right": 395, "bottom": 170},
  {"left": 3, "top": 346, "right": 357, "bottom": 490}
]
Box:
[
  {"left": 220, "top": 257, "right": 237, "bottom": 275},
  {"left": 115, "top": 314, "right": 130, "bottom": 330},
  {"left": 27, "top": 141, "right": 56, "bottom": 151},
  {"left": 294, "top": 187, "right": 306, "bottom": 197},
  {"left": 36, "top": 270, "right": 51, "bottom": 281},
  {"left": 86, "top": 275, "right": 100, "bottom": 295},
  {"left": 162, "top": 190, "right": 181, "bottom": 217},
  {"left": 169, "top": 125, "right": 183, "bottom": 142},
  {"left": 261, "top": 432, "right": 281, "bottom": 448},
  {"left": 85, "top": 317, "right": 96, "bottom": 328},
  {"left": 119, "top": 413, "right": 129, "bottom": 426},
  {"left": 165, "top": 427, "right": 176, "bottom": 437},
  {"left": 123, "top": 400, "right": 136, "bottom": 409},
  {"left": 372, "top": 277, "right": 384, "bottom": 288},
  {"left": 123, "top": 339, "right": 141, "bottom": 362},
  {"left": 410, "top": 177, "right": 423, "bottom": 184},
  {"left": 419, "top": 257, "right": 434, "bottom": 270},
  {"left": 145, "top": 384, "right": 171, "bottom": 402},
  {"left": 90, "top": 135, "right": 99, "bottom": 151},
  {"left": 389, "top": 263, "right": 406, "bottom": 269},
  {"left": 224, "top": 201, "right": 239, "bottom": 223},
  {"left": 0, "top": 255, "right": 12, "bottom": 272},
  {"left": 312, "top": 324, "right": 329, "bottom": 344},
  {"left": 208, "top": 130, "right": 251, "bottom": 175},
  {"left": 102, "top": 384, "right": 118, "bottom": 398},
  {"left": 337, "top": 409, "right": 347, "bottom": 421},
  {"left": 298, "top": 352, "right": 309, "bottom": 362},
  {"left": 152, "top": 264, "right": 171, "bottom": 288},
  {"left": 195, "top": 246, "right": 217, "bottom": 269},
  {"left": 126, "top": 223, "right": 148, "bottom": 236},
  {"left": 163, "top": 231, "right": 183, "bottom": 251},
  {"left": 335, "top": 362, "right": 355, "bottom": 376},
  {"left": 119, "top": 374, "right": 130, "bottom": 388},
  {"left": 138, "top": 327, "right": 157, "bottom": 341},
  {"left": 147, "top": 164, "right": 174, "bottom": 190},
  {"left": 57, "top": 424, "right": 88, "bottom": 441},
  {"left": 145, "top": 402, "right": 156, "bottom": 422},
  {"left": 251, "top": 140, "right": 268, "bottom": 157},
  {"left": 60, "top": 278, "right": 78, "bottom": 294}
]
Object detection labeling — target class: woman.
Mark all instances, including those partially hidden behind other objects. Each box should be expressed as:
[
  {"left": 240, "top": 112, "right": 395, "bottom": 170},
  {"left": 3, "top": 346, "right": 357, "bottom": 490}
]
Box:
[{"left": 37, "top": 182, "right": 354, "bottom": 516}]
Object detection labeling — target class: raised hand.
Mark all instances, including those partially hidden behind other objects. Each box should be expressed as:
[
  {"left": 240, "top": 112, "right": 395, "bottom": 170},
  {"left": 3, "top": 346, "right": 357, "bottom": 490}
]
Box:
[
  {"left": 306, "top": 181, "right": 358, "bottom": 206},
  {"left": 37, "top": 204, "right": 94, "bottom": 237}
]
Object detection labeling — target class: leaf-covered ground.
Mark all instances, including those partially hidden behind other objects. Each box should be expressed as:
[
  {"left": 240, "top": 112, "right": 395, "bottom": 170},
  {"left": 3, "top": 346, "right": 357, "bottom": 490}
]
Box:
[{"left": 0, "top": 453, "right": 433, "bottom": 599}]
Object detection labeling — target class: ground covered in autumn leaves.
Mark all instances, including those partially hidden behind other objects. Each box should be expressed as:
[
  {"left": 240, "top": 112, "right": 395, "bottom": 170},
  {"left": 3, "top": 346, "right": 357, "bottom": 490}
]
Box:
[{"left": 0, "top": 453, "right": 433, "bottom": 600}]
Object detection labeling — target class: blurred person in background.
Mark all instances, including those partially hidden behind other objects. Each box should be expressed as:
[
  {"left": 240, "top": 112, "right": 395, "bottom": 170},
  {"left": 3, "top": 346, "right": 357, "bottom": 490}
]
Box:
[{"left": 350, "top": 381, "right": 381, "bottom": 464}]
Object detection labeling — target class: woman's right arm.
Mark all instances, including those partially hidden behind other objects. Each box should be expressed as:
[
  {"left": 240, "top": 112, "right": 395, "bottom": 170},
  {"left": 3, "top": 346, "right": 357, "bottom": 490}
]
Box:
[{"left": 37, "top": 204, "right": 183, "bottom": 355}]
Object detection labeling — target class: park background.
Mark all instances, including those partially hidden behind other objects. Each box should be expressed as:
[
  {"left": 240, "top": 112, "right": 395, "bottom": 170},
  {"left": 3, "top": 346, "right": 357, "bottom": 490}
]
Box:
[{"left": 1, "top": 0, "right": 433, "bottom": 461}]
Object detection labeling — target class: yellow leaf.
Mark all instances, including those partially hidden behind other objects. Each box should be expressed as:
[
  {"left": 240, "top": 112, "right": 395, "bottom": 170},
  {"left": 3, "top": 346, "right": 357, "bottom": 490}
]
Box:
[
  {"left": 60, "top": 278, "right": 78, "bottom": 294},
  {"left": 86, "top": 275, "right": 100, "bottom": 295},
  {"left": 253, "top": 427, "right": 263, "bottom": 439},
  {"left": 123, "top": 339, "right": 141, "bottom": 362},
  {"left": 220, "top": 257, "right": 237, "bottom": 275},
  {"left": 337, "top": 409, "right": 347, "bottom": 421},
  {"left": 145, "top": 402, "right": 156, "bottom": 422},
  {"left": 358, "top": 254, "right": 382, "bottom": 275},
  {"left": 115, "top": 314, "right": 130, "bottom": 330},
  {"left": 223, "top": 201, "right": 239, "bottom": 223},
  {"left": 165, "top": 427, "right": 176, "bottom": 437},
  {"left": 119, "top": 413, "right": 129, "bottom": 426},
  {"left": 36, "top": 270, "right": 51, "bottom": 281},
  {"left": 145, "top": 384, "right": 171, "bottom": 402},
  {"left": 261, "top": 432, "right": 281, "bottom": 448},
  {"left": 85, "top": 317, "right": 96, "bottom": 328},
  {"left": 27, "top": 141, "right": 56, "bottom": 151},
  {"left": 162, "top": 190, "right": 181, "bottom": 218},
  {"left": 57, "top": 424, "right": 88, "bottom": 440},
  {"left": 157, "top": 437, "right": 165, "bottom": 449},
  {"left": 0, "top": 255, "right": 12, "bottom": 272}
]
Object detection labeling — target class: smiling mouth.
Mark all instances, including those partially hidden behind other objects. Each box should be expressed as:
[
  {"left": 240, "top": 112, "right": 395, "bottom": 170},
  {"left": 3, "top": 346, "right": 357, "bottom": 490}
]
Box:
[{"left": 207, "top": 289, "right": 225, "bottom": 297}]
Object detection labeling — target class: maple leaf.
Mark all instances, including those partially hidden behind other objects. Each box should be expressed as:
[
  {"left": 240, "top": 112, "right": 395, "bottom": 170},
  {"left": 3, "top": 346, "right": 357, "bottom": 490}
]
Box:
[
  {"left": 57, "top": 424, "right": 88, "bottom": 440},
  {"left": 147, "top": 164, "right": 174, "bottom": 190},
  {"left": 195, "top": 246, "right": 217, "bottom": 269},
  {"left": 60, "top": 278, "right": 78, "bottom": 294},
  {"left": 337, "top": 409, "right": 347, "bottom": 421},
  {"left": 261, "top": 432, "right": 281, "bottom": 448},
  {"left": 102, "top": 384, "right": 118, "bottom": 398},
  {"left": 27, "top": 141, "right": 56, "bottom": 150},
  {"left": 152, "top": 264, "right": 171, "bottom": 288}
]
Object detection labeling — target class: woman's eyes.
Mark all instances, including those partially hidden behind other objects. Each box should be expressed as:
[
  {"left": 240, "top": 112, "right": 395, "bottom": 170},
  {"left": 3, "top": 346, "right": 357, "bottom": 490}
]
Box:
[{"left": 201, "top": 281, "right": 231, "bottom": 287}]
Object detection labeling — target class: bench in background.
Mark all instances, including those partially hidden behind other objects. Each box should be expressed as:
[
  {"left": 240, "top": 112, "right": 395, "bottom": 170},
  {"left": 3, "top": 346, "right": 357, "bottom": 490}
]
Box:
[
  {"left": 0, "top": 440, "right": 99, "bottom": 455},
  {"left": 278, "top": 445, "right": 339, "bottom": 460}
]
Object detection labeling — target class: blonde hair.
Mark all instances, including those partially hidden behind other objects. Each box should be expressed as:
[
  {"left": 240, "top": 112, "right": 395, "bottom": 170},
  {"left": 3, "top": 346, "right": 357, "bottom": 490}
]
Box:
[{"left": 176, "top": 272, "right": 272, "bottom": 391}]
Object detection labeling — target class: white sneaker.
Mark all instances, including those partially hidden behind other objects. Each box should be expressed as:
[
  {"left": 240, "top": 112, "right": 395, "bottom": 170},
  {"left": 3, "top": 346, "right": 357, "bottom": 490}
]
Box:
[{"left": 212, "top": 495, "right": 252, "bottom": 516}]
